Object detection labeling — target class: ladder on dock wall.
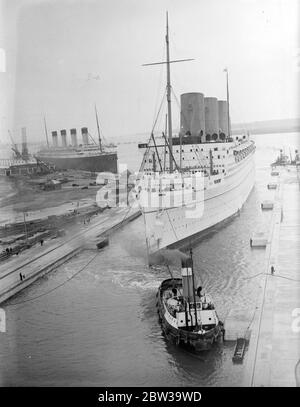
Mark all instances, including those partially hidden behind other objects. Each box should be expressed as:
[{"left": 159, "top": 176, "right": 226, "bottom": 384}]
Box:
[{"left": 232, "top": 338, "right": 247, "bottom": 363}]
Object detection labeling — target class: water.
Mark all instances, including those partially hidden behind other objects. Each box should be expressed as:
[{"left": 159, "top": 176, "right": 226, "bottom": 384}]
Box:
[{"left": 0, "top": 133, "right": 299, "bottom": 386}]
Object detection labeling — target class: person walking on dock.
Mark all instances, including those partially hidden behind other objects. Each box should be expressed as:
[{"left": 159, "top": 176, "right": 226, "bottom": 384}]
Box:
[{"left": 19, "top": 273, "right": 23, "bottom": 281}]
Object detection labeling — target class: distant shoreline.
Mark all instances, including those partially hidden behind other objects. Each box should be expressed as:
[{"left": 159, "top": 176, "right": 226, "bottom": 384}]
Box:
[
  {"left": 0, "top": 118, "right": 299, "bottom": 147},
  {"left": 232, "top": 126, "right": 300, "bottom": 135},
  {"left": 231, "top": 118, "right": 300, "bottom": 136}
]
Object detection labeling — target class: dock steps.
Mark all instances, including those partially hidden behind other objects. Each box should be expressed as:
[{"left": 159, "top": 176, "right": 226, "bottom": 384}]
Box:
[
  {"left": 261, "top": 200, "right": 274, "bottom": 210},
  {"left": 250, "top": 232, "right": 268, "bottom": 247}
]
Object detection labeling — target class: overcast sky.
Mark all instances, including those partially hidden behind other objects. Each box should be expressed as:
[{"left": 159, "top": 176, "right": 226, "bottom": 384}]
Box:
[{"left": 0, "top": 0, "right": 299, "bottom": 144}]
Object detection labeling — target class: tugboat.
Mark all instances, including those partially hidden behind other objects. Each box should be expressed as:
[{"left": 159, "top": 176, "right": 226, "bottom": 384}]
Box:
[{"left": 156, "top": 250, "right": 224, "bottom": 352}]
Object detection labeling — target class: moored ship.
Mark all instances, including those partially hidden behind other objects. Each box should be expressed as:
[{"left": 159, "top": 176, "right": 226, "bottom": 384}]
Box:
[
  {"left": 136, "top": 15, "right": 256, "bottom": 255},
  {"left": 271, "top": 148, "right": 300, "bottom": 167},
  {"left": 36, "top": 126, "right": 118, "bottom": 173}
]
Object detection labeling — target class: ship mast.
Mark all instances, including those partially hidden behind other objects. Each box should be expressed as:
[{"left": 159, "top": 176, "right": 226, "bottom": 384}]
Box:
[
  {"left": 95, "top": 104, "right": 103, "bottom": 152},
  {"left": 142, "top": 13, "right": 194, "bottom": 174},
  {"left": 43, "top": 116, "right": 49, "bottom": 148},
  {"left": 190, "top": 248, "right": 199, "bottom": 330},
  {"left": 224, "top": 68, "right": 231, "bottom": 139},
  {"left": 166, "top": 12, "right": 173, "bottom": 173}
]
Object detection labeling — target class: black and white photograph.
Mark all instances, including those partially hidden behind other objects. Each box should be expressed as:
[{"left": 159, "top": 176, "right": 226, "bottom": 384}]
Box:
[{"left": 0, "top": 0, "right": 299, "bottom": 392}]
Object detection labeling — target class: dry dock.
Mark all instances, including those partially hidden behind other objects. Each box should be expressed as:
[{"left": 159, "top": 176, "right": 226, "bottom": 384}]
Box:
[
  {"left": 0, "top": 205, "right": 140, "bottom": 304},
  {"left": 243, "top": 168, "right": 300, "bottom": 386}
]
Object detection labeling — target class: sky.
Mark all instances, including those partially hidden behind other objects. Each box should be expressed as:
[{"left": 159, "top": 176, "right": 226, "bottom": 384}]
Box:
[{"left": 0, "top": 0, "right": 299, "bottom": 145}]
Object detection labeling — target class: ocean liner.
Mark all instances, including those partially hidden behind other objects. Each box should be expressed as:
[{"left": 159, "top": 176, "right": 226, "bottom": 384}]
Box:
[
  {"left": 36, "top": 111, "right": 118, "bottom": 173},
  {"left": 136, "top": 15, "right": 256, "bottom": 255}
]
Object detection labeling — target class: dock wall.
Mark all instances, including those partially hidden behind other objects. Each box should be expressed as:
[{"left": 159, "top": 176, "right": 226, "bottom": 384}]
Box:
[
  {"left": 243, "top": 169, "right": 300, "bottom": 386},
  {"left": 0, "top": 207, "right": 141, "bottom": 304},
  {"left": 0, "top": 247, "right": 81, "bottom": 304}
]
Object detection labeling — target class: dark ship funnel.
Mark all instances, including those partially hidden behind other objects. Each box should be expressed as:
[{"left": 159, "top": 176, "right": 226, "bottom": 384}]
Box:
[
  {"left": 52, "top": 131, "right": 58, "bottom": 147},
  {"left": 61, "top": 129, "right": 67, "bottom": 147},
  {"left": 70, "top": 128, "right": 78, "bottom": 147},
  {"left": 81, "top": 127, "right": 89, "bottom": 145}
]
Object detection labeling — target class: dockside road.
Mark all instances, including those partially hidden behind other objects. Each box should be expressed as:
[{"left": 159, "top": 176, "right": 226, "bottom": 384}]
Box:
[
  {"left": 0, "top": 205, "right": 140, "bottom": 304},
  {"left": 244, "top": 168, "right": 300, "bottom": 386}
]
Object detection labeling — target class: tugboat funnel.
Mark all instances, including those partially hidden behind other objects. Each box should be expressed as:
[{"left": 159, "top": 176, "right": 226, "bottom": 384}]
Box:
[{"left": 181, "top": 258, "right": 194, "bottom": 301}]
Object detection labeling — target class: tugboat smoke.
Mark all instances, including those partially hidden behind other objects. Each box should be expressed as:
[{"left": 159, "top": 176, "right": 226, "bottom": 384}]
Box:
[{"left": 149, "top": 248, "right": 189, "bottom": 268}]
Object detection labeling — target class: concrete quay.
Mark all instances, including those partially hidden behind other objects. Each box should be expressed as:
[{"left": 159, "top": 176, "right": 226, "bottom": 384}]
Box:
[
  {"left": 0, "top": 205, "right": 140, "bottom": 304},
  {"left": 243, "top": 168, "right": 300, "bottom": 386}
]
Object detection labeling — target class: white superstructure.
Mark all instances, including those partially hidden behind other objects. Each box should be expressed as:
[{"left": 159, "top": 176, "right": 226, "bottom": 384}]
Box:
[{"left": 138, "top": 135, "right": 255, "bottom": 253}]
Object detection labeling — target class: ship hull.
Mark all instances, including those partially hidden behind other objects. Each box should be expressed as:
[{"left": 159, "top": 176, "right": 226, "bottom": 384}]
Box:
[
  {"left": 35, "top": 153, "right": 118, "bottom": 173},
  {"left": 143, "top": 152, "right": 255, "bottom": 253}
]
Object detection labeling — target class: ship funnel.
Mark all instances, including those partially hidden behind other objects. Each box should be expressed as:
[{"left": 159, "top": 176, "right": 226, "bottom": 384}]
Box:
[
  {"left": 70, "top": 128, "right": 78, "bottom": 147},
  {"left": 52, "top": 131, "right": 58, "bottom": 147},
  {"left": 81, "top": 127, "right": 89, "bottom": 145},
  {"left": 204, "top": 97, "right": 219, "bottom": 142},
  {"left": 218, "top": 100, "right": 228, "bottom": 140},
  {"left": 21, "top": 127, "right": 29, "bottom": 160},
  {"left": 181, "top": 258, "right": 194, "bottom": 301},
  {"left": 180, "top": 93, "right": 205, "bottom": 141},
  {"left": 60, "top": 129, "right": 67, "bottom": 147}
]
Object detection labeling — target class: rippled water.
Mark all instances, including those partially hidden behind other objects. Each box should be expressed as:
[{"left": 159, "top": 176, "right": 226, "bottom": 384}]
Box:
[{"left": 0, "top": 133, "right": 299, "bottom": 386}]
